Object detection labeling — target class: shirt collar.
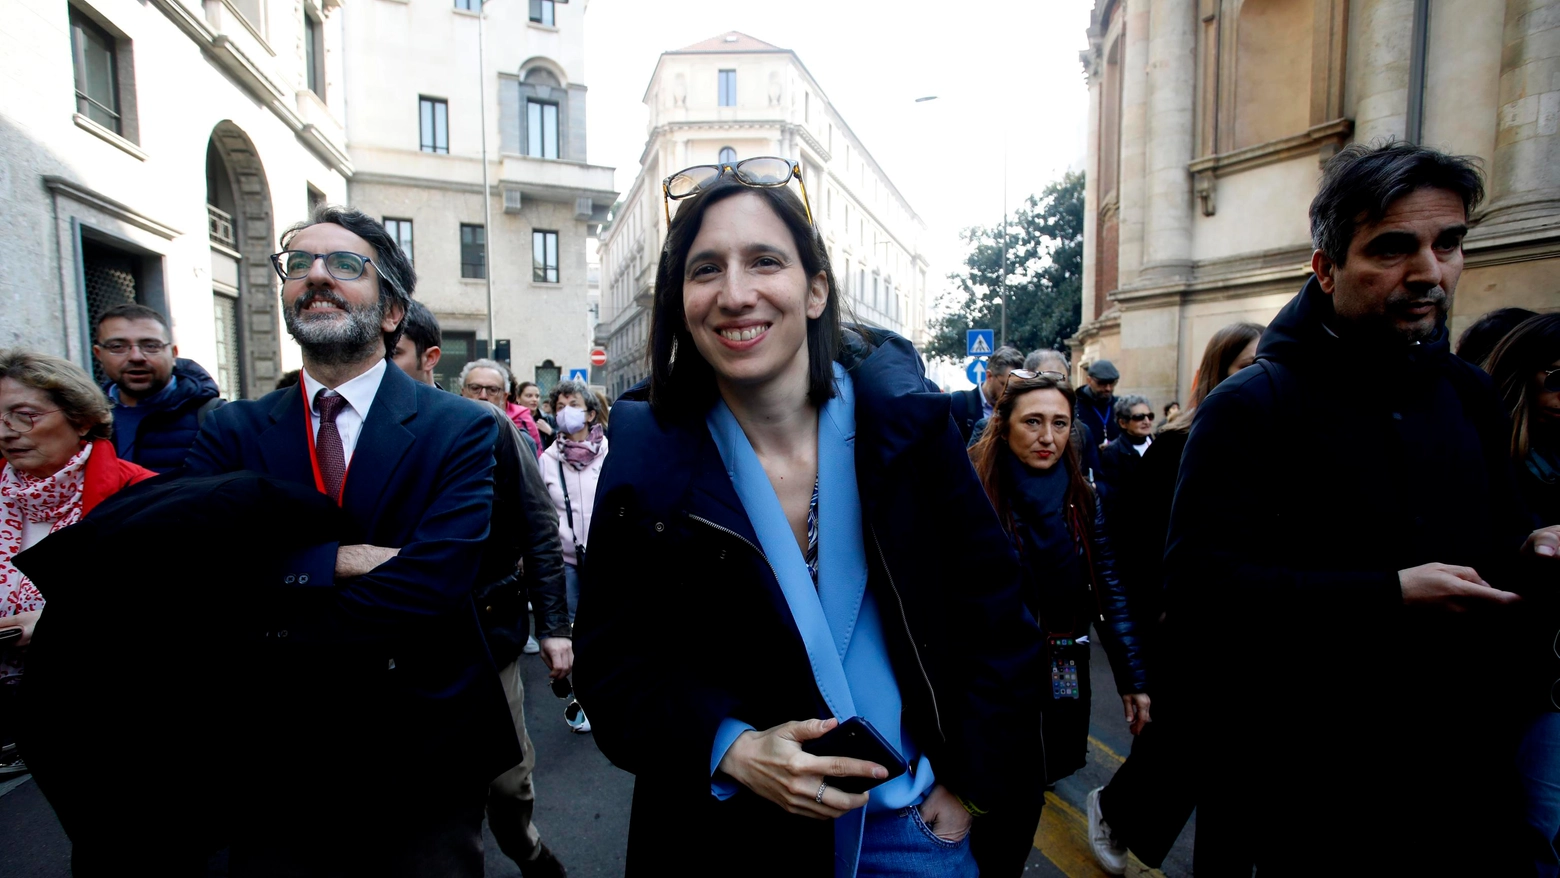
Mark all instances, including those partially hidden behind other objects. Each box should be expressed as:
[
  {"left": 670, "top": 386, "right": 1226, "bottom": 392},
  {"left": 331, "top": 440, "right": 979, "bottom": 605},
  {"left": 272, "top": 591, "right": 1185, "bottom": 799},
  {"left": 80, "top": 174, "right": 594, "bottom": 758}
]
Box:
[{"left": 301, "top": 358, "right": 387, "bottom": 420}]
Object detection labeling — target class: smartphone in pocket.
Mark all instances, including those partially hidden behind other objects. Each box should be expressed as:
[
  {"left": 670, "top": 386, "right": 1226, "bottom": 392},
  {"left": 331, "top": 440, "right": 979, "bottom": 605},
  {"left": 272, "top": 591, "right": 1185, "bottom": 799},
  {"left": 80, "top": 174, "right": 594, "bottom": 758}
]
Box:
[{"left": 801, "top": 716, "right": 909, "bottom": 794}]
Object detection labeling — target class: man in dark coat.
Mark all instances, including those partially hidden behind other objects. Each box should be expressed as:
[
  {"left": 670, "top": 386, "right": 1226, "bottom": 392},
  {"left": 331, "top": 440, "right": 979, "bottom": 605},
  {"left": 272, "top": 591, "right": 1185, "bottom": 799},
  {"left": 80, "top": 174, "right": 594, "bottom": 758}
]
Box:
[
  {"left": 951, "top": 345, "right": 1025, "bottom": 445},
  {"left": 1075, "top": 359, "right": 1120, "bottom": 446},
  {"left": 92, "top": 303, "right": 223, "bottom": 472},
  {"left": 185, "top": 207, "right": 516, "bottom": 877},
  {"left": 1161, "top": 143, "right": 1557, "bottom": 876}
]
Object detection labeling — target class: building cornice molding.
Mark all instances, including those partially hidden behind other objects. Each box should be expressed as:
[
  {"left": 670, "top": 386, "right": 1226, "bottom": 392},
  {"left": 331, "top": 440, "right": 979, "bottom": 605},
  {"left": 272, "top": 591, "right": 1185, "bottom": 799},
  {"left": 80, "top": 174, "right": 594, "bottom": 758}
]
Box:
[
  {"left": 1188, "top": 119, "right": 1352, "bottom": 216},
  {"left": 146, "top": 0, "right": 353, "bottom": 176},
  {"left": 44, "top": 175, "right": 183, "bottom": 240}
]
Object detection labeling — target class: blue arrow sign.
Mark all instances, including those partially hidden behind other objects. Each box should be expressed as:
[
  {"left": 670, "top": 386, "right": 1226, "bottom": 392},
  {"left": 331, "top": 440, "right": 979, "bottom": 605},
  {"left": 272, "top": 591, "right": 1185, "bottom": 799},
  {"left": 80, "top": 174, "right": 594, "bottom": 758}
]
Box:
[
  {"left": 966, "top": 358, "right": 988, "bottom": 387},
  {"left": 967, "top": 329, "right": 994, "bottom": 357},
  {"left": 568, "top": 368, "right": 589, "bottom": 382}
]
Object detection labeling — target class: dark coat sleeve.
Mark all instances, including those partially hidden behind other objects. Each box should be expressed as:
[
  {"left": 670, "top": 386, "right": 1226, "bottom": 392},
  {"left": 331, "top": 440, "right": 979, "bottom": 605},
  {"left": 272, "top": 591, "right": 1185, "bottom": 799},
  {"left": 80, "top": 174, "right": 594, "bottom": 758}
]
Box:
[
  {"left": 1089, "top": 494, "right": 1148, "bottom": 694},
  {"left": 516, "top": 435, "right": 569, "bottom": 638},
  {"left": 1164, "top": 378, "right": 1402, "bottom": 623}
]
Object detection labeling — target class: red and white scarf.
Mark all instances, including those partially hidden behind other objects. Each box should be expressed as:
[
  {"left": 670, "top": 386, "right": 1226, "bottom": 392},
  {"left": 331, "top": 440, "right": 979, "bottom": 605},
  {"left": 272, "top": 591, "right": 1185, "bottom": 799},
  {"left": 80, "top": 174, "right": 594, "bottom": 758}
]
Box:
[{"left": 0, "top": 443, "right": 92, "bottom": 619}]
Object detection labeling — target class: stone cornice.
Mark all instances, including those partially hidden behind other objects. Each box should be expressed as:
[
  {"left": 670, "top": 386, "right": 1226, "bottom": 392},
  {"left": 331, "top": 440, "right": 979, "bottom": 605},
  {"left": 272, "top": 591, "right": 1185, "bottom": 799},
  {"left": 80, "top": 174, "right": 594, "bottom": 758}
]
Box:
[{"left": 44, "top": 175, "right": 183, "bottom": 239}]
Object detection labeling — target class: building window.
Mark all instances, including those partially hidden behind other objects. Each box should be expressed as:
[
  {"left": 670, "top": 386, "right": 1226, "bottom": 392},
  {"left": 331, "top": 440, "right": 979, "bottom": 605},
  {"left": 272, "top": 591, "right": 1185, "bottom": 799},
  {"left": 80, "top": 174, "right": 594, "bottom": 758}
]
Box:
[
  {"left": 420, "top": 97, "right": 449, "bottom": 154},
  {"left": 384, "top": 218, "right": 414, "bottom": 264},
  {"left": 528, "top": 0, "right": 553, "bottom": 25},
  {"left": 718, "top": 146, "right": 736, "bottom": 165},
  {"left": 304, "top": 9, "right": 325, "bottom": 98},
  {"left": 718, "top": 69, "right": 736, "bottom": 107},
  {"left": 454, "top": 0, "right": 480, "bottom": 11},
  {"left": 533, "top": 230, "right": 558, "bottom": 283},
  {"left": 307, "top": 185, "right": 325, "bottom": 214},
  {"left": 213, "top": 291, "right": 243, "bottom": 401},
  {"left": 70, "top": 9, "right": 121, "bottom": 134},
  {"left": 461, "top": 223, "right": 486, "bottom": 278},
  {"left": 527, "top": 100, "right": 558, "bottom": 159}
]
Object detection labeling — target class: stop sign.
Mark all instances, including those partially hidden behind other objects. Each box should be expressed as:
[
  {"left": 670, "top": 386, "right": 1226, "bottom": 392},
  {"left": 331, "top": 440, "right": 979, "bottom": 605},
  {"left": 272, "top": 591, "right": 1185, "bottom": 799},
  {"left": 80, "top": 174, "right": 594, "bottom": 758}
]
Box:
[{"left": 589, "top": 348, "right": 608, "bottom": 367}]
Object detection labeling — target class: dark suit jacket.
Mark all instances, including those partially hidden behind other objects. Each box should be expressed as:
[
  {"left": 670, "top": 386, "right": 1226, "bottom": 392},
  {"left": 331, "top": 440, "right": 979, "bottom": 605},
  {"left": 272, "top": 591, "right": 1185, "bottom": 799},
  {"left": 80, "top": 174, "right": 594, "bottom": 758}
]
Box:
[
  {"left": 949, "top": 386, "right": 986, "bottom": 445},
  {"left": 183, "top": 363, "right": 519, "bottom": 812}
]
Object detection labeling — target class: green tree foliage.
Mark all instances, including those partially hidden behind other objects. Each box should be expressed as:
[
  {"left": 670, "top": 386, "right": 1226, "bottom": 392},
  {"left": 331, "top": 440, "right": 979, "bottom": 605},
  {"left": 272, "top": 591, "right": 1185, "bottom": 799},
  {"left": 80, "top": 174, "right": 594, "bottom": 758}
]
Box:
[{"left": 925, "top": 171, "right": 1084, "bottom": 363}]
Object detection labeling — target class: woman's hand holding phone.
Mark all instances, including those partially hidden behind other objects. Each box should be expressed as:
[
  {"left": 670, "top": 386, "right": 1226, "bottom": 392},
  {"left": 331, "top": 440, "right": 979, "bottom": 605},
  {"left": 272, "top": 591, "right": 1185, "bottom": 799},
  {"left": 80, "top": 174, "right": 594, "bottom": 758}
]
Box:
[{"left": 718, "top": 718, "right": 887, "bottom": 819}]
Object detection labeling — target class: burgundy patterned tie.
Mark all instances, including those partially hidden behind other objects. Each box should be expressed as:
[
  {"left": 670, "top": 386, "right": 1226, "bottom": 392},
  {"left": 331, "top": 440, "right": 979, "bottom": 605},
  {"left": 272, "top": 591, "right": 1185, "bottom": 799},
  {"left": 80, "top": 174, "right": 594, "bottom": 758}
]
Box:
[{"left": 314, "top": 390, "right": 348, "bottom": 500}]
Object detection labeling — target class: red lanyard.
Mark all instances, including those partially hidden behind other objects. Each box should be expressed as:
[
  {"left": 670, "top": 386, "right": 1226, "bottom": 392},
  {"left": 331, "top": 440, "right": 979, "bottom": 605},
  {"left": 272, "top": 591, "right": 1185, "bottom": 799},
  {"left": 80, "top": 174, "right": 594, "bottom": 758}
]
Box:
[{"left": 302, "top": 387, "right": 352, "bottom": 504}]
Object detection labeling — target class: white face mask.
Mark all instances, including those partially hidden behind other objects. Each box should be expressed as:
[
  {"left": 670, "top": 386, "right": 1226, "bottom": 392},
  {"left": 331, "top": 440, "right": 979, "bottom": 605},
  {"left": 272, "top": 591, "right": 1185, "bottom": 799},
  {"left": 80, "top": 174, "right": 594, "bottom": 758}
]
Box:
[{"left": 557, "top": 404, "right": 588, "bottom": 435}]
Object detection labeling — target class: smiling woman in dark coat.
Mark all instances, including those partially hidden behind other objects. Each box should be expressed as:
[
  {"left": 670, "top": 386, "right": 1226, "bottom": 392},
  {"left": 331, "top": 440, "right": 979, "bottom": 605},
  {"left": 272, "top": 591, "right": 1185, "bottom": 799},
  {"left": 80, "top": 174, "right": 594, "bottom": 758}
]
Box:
[{"left": 573, "top": 168, "right": 1044, "bottom": 877}]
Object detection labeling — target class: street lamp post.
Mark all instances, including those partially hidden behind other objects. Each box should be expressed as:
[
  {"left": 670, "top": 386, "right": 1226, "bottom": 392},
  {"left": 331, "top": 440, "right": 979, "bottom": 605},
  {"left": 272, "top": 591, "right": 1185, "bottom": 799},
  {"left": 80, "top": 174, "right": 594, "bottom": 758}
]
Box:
[{"left": 477, "top": 1, "right": 495, "bottom": 350}]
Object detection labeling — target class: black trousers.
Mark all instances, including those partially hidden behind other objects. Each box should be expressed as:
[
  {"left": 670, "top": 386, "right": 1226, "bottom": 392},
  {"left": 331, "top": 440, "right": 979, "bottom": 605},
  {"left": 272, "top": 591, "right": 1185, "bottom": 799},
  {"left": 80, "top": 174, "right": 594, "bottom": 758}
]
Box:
[
  {"left": 228, "top": 783, "right": 488, "bottom": 878},
  {"left": 970, "top": 800, "right": 1046, "bottom": 877},
  {"left": 1097, "top": 709, "right": 1197, "bottom": 867}
]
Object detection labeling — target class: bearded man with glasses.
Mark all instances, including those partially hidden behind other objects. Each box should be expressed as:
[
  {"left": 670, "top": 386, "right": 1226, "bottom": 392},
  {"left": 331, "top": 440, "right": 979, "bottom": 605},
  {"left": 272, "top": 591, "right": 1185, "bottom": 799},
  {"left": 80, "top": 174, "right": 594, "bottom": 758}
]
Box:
[
  {"left": 90, "top": 303, "right": 224, "bottom": 473},
  {"left": 184, "top": 205, "right": 518, "bottom": 877}
]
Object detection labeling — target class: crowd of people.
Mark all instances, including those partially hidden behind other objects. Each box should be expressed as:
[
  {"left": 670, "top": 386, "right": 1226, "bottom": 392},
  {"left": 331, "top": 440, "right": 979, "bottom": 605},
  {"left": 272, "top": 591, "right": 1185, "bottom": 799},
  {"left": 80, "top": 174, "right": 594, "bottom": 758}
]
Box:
[{"left": 0, "top": 140, "right": 1555, "bottom": 878}]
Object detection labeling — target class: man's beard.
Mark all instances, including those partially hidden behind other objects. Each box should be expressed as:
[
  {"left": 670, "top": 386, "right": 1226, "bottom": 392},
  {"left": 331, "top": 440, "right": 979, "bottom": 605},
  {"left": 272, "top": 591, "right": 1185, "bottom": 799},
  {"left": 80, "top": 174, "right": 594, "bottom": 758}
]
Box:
[
  {"left": 1380, "top": 286, "right": 1450, "bottom": 343},
  {"left": 283, "top": 288, "right": 384, "bottom": 365}
]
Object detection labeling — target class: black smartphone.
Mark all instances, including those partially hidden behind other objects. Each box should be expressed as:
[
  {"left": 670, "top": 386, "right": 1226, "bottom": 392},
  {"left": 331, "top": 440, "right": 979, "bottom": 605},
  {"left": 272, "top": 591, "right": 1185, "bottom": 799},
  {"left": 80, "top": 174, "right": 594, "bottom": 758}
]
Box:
[
  {"left": 801, "top": 716, "right": 909, "bottom": 794},
  {"left": 0, "top": 628, "right": 21, "bottom": 648}
]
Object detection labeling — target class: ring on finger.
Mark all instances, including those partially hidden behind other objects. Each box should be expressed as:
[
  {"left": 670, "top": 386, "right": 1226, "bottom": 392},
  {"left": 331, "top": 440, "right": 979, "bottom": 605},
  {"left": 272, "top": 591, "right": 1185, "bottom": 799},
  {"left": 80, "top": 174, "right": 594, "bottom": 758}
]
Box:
[{"left": 815, "top": 781, "right": 829, "bottom": 804}]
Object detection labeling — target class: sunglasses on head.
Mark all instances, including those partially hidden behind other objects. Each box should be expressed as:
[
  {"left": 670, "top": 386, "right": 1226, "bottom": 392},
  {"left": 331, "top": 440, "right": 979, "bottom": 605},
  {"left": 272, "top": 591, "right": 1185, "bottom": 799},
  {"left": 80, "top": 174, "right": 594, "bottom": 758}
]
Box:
[
  {"left": 1004, "top": 369, "right": 1068, "bottom": 389},
  {"left": 662, "top": 156, "right": 813, "bottom": 226}
]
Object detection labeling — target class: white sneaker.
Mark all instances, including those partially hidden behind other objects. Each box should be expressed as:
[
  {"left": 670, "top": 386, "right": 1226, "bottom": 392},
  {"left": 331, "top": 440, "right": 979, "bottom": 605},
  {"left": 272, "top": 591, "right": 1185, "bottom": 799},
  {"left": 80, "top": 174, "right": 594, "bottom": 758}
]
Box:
[
  {"left": 523, "top": 635, "right": 541, "bottom": 655},
  {"left": 1086, "top": 786, "right": 1127, "bottom": 875}
]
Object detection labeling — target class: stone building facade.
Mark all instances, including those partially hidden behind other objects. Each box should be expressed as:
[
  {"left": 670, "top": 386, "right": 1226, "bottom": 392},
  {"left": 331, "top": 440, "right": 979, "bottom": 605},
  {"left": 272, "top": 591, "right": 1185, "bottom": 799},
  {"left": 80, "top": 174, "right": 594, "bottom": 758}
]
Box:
[
  {"left": 1, "top": 0, "right": 353, "bottom": 399},
  {"left": 1075, "top": 0, "right": 1560, "bottom": 407},
  {"left": 342, "top": 0, "right": 614, "bottom": 391},
  {"left": 596, "top": 32, "right": 930, "bottom": 401}
]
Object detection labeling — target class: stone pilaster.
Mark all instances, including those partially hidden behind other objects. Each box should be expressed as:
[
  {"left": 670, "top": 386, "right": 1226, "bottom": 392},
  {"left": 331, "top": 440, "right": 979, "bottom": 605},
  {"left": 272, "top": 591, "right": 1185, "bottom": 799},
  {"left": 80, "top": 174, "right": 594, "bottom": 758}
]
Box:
[
  {"left": 1117, "top": 0, "right": 1152, "bottom": 287},
  {"left": 1482, "top": 0, "right": 1560, "bottom": 233},
  {"left": 1141, "top": 0, "right": 1196, "bottom": 279},
  {"left": 1351, "top": 0, "right": 1415, "bottom": 142}
]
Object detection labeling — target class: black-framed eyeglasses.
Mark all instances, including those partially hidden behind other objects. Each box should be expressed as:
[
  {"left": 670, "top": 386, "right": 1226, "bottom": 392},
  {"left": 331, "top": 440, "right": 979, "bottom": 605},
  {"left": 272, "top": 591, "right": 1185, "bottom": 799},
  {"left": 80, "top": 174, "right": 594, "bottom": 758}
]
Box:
[
  {"left": 95, "top": 340, "right": 169, "bottom": 356},
  {"left": 1005, "top": 369, "right": 1068, "bottom": 389},
  {"left": 270, "top": 250, "right": 376, "bottom": 282},
  {"left": 1544, "top": 368, "right": 1560, "bottom": 393},
  {"left": 662, "top": 156, "right": 813, "bottom": 226},
  {"left": 463, "top": 383, "right": 506, "bottom": 398},
  {"left": 0, "top": 409, "right": 61, "bottom": 434},
  {"left": 1125, "top": 412, "right": 1155, "bottom": 423}
]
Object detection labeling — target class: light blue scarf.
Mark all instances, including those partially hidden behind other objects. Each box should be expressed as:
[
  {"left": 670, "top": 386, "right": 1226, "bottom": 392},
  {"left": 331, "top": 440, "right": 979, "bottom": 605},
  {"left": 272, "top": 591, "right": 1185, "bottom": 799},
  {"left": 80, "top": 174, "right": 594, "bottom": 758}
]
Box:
[{"left": 707, "top": 364, "right": 935, "bottom": 877}]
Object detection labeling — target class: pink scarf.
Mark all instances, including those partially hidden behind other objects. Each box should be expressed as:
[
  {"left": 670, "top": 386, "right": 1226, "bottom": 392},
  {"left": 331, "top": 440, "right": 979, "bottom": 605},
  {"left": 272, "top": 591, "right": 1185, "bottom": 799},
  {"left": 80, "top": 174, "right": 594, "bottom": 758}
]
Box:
[
  {"left": 559, "top": 424, "right": 605, "bottom": 471},
  {"left": 0, "top": 443, "right": 92, "bottom": 619}
]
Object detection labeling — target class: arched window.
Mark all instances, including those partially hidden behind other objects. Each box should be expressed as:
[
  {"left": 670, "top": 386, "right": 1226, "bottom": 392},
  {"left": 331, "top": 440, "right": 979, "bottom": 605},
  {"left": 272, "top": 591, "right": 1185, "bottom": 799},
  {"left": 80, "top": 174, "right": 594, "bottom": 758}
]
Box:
[
  {"left": 718, "top": 146, "right": 737, "bottom": 165},
  {"left": 524, "top": 66, "right": 561, "bottom": 88}
]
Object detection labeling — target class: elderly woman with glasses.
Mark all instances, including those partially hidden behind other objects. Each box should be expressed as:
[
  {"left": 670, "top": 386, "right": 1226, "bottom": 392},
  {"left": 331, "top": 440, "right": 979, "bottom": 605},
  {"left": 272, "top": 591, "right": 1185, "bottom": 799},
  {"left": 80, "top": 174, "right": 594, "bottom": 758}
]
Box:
[
  {"left": 460, "top": 358, "right": 541, "bottom": 456},
  {"left": 573, "top": 161, "right": 1044, "bottom": 877},
  {"left": 965, "top": 372, "right": 1149, "bottom": 875},
  {"left": 0, "top": 350, "right": 154, "bottom": 776}
]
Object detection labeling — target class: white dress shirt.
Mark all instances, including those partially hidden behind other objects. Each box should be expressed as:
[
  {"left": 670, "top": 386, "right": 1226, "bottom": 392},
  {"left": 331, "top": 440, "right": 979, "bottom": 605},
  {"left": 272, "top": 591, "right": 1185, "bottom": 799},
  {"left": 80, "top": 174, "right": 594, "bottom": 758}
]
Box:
[{"left": 300, "top": 358, "right": 387, "bottom": 466}]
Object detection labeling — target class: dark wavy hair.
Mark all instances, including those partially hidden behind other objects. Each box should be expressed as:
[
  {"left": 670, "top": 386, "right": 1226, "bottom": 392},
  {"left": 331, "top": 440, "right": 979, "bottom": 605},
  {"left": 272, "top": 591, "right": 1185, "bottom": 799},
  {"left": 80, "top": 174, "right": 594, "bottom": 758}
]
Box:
[
  {"left": 647, "top": 177, "right": 842, "bottom": 417},
  {"left": 280, "top": 204, "right": 416, "bottom": 357},
  {"left": 1310, "top": 141, "right": 1484, "bottom": 266},
  {"left": 1163, "top": 321, "right": 1265, "bottom": 434},
  {"left": 1485, "top": 313, "right": 1560, "bottom": 460},
  {"left": 968, "top": 373, "right": 1096, "bottom": 539}
]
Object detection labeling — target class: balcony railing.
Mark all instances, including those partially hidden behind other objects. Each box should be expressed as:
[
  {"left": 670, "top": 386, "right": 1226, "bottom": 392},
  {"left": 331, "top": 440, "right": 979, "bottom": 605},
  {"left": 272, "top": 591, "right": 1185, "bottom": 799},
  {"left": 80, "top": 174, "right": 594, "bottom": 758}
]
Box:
[{"left": 208, "top": 204, "right": 236, "bottom": 249}]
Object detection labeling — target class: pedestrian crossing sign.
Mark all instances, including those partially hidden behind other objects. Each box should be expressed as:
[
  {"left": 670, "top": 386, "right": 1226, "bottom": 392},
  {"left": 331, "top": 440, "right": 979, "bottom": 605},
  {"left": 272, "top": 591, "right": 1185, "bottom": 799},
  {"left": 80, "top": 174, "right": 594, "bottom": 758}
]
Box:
[
  {"left": 568, "top": 368, "right": 589, "bottom": 382},
  {"left": 967, "top": 329, "right": 994, "bottom": 357}
]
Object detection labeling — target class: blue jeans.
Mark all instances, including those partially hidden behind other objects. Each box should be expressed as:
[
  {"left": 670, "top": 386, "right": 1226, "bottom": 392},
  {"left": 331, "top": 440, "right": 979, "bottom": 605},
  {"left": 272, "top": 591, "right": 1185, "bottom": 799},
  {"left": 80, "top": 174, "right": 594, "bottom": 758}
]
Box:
[
  {"left": 564, "top": 563, "right": 580, "bottom": 624},
  {"left": 856, "top": 807, "right": 978, "bottom": 878},
  {"left": 1520, "top": 711, "right": 1560, "bottom": 878}
]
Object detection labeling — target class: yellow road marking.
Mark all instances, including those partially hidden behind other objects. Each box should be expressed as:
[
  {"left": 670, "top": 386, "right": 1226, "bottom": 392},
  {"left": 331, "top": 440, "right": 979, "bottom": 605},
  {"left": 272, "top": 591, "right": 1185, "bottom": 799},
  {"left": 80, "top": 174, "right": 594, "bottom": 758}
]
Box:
[
  {"left": 1088, "top": 735, "right": 1126, "bottom": 765},
  {"left": 1032, "top": 791, "right": 1169, "bottom": 878}
]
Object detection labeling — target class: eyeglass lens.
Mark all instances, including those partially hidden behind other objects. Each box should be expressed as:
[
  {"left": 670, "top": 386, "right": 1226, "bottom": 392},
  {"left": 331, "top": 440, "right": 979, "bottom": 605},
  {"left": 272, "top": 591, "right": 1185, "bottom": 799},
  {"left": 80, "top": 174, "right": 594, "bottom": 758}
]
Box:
[
  {"left": 99, "top": 341, "right": 168, "bottom": 355},
  {"left": 464, "top": 384, "right": 504, "bottom": 397},
  {"left": 1129, "top": 412, "right": 1155, "bottom": 422},
  {"left": 1, "top": 410, "right": 52, "bottom": 433},
  {"left": 1545, "top": 370, "right": 1560, "bottom": 393},
  {"left": 277, "top": 251, "right": 369, "bottom": 281}
]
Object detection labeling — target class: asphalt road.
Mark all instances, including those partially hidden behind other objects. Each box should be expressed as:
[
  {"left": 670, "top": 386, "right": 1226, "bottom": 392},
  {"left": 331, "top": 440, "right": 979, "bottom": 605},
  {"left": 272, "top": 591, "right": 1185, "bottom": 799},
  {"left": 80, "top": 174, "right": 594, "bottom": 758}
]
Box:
[{"left": 0, "top": 630, "right": 1192, "bottom": 877}]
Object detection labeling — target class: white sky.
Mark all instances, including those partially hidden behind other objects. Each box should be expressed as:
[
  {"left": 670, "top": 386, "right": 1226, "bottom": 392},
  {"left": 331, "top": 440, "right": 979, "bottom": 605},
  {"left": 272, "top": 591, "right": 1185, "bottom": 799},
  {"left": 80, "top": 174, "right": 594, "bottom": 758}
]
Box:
[{"left": 582, "top": 0, "right": 1094, "bottom": 294}]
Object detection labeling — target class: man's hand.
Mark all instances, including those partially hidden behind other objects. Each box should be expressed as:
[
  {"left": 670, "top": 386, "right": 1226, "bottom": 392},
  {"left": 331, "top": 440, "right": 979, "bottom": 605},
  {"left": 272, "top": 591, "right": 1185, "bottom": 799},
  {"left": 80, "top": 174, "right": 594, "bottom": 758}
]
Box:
[
  {"left": 536, "top": 419, "right": 554, "bottom": 436},
  {"left": 539, "top": 637, "right": 573, "bottom": 680},
  {"left": 1399, "top": 562, "right": 1520, "bottom": 611},
  {"left": 1122, "top": 693, "right": 1152, "bottom": 736},
  {"left": 334, "top": 544, "right": 400, "bottom": 578},
  {"left": 1524, "top": 526, "right": 1560, "bottom": 559},
  {"left": 0, "top": 610, "right": 42, "bottom": 647},
  {"left": 918, "top": 784, "right": 973, "bottom": 843},
  {"left": 717, "top": 718, "right": 883, "bottom": 819}
]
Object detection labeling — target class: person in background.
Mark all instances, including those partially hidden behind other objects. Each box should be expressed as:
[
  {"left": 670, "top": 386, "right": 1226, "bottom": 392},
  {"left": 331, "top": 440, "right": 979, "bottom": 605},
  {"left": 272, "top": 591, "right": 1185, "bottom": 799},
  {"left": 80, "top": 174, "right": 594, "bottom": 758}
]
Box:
[
  {"left": 966, "top": 371, "right": 1148, "bottom": 875},
  {"left": 1084, "top": 320, "right": 1261, "bottom": 875},
  {"left": 516, "top": 381, "right": 556, "bottom": 450},
  {"left": 1098, "top": 395, "right": 1153, "bottom": 498},
  {"left": 1457, "top": 307, "right": 1538, "bottom": 370},
  {"left": 275, "top": 370, "right": 301, "bottom": 391},
  {"left": 574, "top": 167, "right": 1043, "bottom": 875},
  {"left": 539, "top": 378, "right": 606, "bottom": 735},
  {"left": 0, "top": 352, "right": 154, "bottom": 793},
  {"left": 1485, "top": 313, "right": 1560, "bottom": 877},
  {"left": 1075, "top": 360, "right": 1121, "bottom": 447},
  {"left": 389, "top": 300, "right": 443, "bottom": 387},
  {"left": 461, "top": 359, "right": 541, "bottom": 456},
  {"left": 951, "top": 345, "right": 1025, "bottom": 445},
  {"left": 1157, "top": 402, "right": 1179, "bottom": 433},
  {"left": 592, "top": 390, "right": 611, "bottom": 427},
  {"left": 91, "top": 304, "right": 223, "bottom": 474}
]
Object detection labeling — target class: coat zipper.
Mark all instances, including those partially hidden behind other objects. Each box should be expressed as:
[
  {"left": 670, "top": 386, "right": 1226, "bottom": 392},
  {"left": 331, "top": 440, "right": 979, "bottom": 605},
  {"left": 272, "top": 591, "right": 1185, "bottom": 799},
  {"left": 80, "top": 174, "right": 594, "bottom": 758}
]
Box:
[
  {"left": 687, "top": 514, "right": 785, "bottom": 588},
  {"left": 870, "top": 526, "right": 944, "bottom": 744}
]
